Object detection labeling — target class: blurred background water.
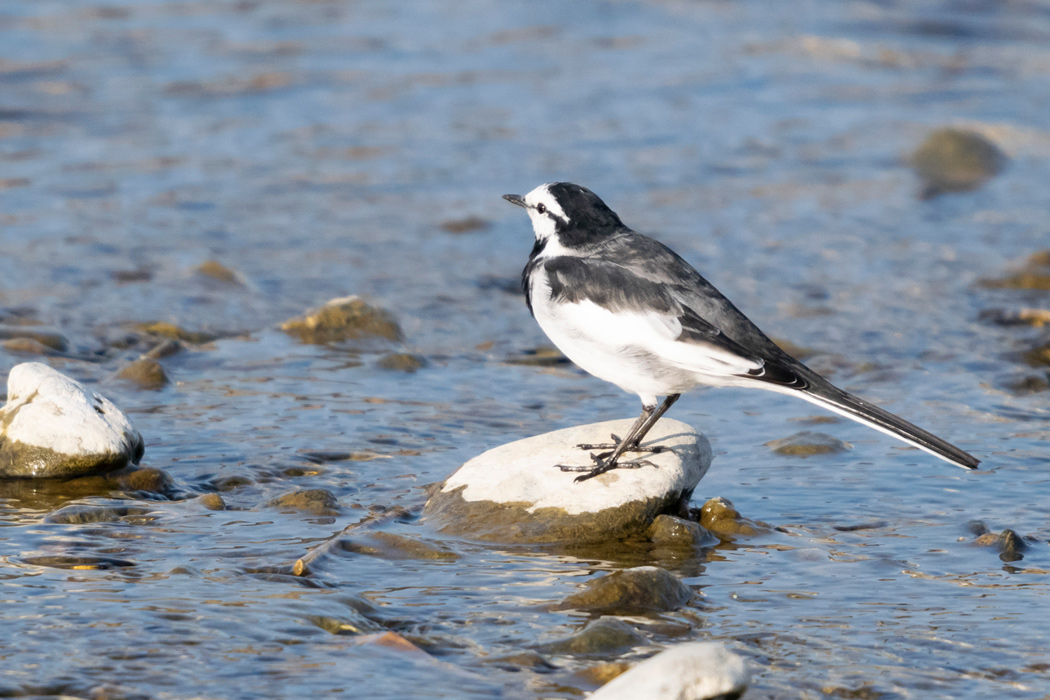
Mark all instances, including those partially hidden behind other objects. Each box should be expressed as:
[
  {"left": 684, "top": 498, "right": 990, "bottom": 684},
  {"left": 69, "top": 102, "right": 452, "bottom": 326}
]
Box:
[{"left": 1, "top": 0, "right": 1049, "bottom": 697}]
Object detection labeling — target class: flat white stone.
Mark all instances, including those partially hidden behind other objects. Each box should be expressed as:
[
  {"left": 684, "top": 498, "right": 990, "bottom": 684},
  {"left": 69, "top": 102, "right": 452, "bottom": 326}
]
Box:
[
  {"left": 440, "top": 418, "right": 710, "bottom": 516},
  {"left": 1, "top": 362, "right": 143, "bottom": 478},
  {"left": 589, "top": 642, "right": 750, "bottom": 700}
]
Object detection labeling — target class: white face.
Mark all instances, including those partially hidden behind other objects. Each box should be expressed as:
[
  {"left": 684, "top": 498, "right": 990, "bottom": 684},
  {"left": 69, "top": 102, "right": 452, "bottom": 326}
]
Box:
[{"left": 523, "top": 183, "right": 569, "bottom": 242}]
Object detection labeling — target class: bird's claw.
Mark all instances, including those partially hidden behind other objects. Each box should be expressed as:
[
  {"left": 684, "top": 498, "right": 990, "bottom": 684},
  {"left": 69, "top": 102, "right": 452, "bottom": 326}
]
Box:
[
  {"left": 576, "top": 433, "right": 666, "bottom": 455},
  {"left": 556, "top": 457, "right": 659, "bottom": 483}
]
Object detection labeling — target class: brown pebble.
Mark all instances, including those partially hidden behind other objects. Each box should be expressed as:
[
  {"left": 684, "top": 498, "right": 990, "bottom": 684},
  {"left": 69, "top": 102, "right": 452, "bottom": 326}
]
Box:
[
  {"left": 114, "top": 359, "right": 169, "bottom": 390},
  {"left": 195, "top": 259, "right": 241, "bottom": 284},
  {"left": 199, "top": 493, "right": 226, "bottom": 511}
]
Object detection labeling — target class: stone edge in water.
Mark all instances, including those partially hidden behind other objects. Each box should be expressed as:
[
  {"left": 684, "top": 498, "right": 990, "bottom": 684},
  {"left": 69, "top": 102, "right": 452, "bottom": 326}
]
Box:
[{"left": 422, "top": 485, "right": 695, "bottom": 544}]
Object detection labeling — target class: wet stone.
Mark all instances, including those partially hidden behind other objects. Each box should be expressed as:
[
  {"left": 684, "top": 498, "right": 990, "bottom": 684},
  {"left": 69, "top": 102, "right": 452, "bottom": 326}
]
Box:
[
  {"left": 766, "top": 431, "right": 850, "bottom": 457},
  {"left": 113, "top": 359, "right": 169, "bottom": 390},
  {"left": 975, "top": 528, "right": 1028, "bottom": 562},
  {"left": 115, "top": 467, "right": 173, "bottom": 494},
  {"left": 377, "top": 352, "right": 425, "bottom": 372},
  {"left": 0, "top": 363, "right": 145, "bottom": 479},
  {"left": 1021, "top": 343, "right": 1050, "bottom": 367},
  {"left": 504, "top": 345, "right": 570, "bottom": 366},
  {"left": 340, "top": 531, "right": 459, "bottom": 561},
  {"left": 534, "top": 617, "right": 647, "bottom": 656},
  {"left": 910, "top": 127, "right": 1007, "bottom": 198},
  {"left": 576, "top": 662, "right": 633, "bottom": 687},
  {"left": 483, "top": 650, "right": 558, "bottom": 672},
  {"left": 308, "top": 612, "right": 384, "bottom": 636},
  {"left": 645, "top": 514, "right": 719, "bottom": 549},
  {"left": 281, "top": 295, "right": 403, "bottom": 344},
  {"left": 697, "top": 497, "right": 767, "bottom": 539},
  {"left": 133, "top": 321, "right": 218, "bottom": 345},
  {"left": 979, "top": 308, "right": 1050, "bottom": 328},
  {"left": 589, "top": 642, "right": 750, "bottom": 700},
  {"left": 423, "top": 418, "right": 711, "bottom": 544},
  {"left": 2, "top": 338, "right": 58, "bottom": 356},
  {"left": 268, "top": 488, "right": 340, "bottom": 515},
  {"left": 554, "top": 566, "right": 693, "bottom": 615},
  {"left": 0, "top": 325, "right": 69, "bottom": 352},
  {"left": 199, "top": 493, "right": 226, "bottom": 510},
  {"left": 195, "top": 259, "right": 241, "bottom": 284}
]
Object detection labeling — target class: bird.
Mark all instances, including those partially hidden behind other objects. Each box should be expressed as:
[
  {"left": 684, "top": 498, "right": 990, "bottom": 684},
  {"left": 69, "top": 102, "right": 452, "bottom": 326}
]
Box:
[{"left": 503, "top": 182, "right": 980, "bottom": 482}]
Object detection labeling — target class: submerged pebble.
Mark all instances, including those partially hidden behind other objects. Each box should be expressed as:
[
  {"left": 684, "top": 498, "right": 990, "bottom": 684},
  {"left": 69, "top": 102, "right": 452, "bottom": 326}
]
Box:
[
  {"left": 0, "top": 325, "right": 69, "bottom": 352},
  {"left": 765, "top": 431, "right": 850, "bottom": 457},
  {"left": 199, "top": 493, "right": 226, "bottom": 510},
  {"left": 267, "top": 488, "right": 340, "bottom": 515},
  {"left": 0, "top": 363, "right": 144, "bottom": 479},
  {"left": 195, "top": 259, "right": 242, "bottom": 284},
  {"left": 980, "top": 250, "right": 1050, "bottom": 291},
  {"left": 534, "top": 617, "right": 647, "bottom": 656},
  {"left": 113, "top": 359, "right": 170, "bottom": 390},
  {"left": 910, "top": 127, "right": 1007, "bottom": 198},
  {"left": 589, "top": 642, "right": 750, "bottom": 700},
  {"left": 645, "top": 514, "right": 719, "bottom": 549},
  {"left": 377, "top": 352, "right": 425, "bottom": 372},
  {"left": 281, "top": 295, "right": 403, "bottom": 344},
  {"left": 554, "top": 566, "right": 693, "bottom": 614},
  {"left": 424, "top": 418, "right": 711, "bottom": 544},
  {"left": 133, "top": 321, "right": 219, "bottom": 345},
  {"left": 340, "top": 531, "right": 459, "bottom": 561}
]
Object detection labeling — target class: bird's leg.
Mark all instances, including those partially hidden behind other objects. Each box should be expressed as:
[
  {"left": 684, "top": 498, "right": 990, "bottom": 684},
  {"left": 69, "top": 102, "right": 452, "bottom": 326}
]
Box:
[
  {"left": 559, "top": 398, "right": 675, "bottom": 481},
  {"left": 575, "top": 394, "right": 681, "bottom": 456}
]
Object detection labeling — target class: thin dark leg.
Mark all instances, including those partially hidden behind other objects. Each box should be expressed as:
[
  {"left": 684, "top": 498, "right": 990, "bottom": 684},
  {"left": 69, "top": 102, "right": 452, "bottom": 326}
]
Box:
[{"left": 577, "top": 393, "right": 682, "bottom": 453}]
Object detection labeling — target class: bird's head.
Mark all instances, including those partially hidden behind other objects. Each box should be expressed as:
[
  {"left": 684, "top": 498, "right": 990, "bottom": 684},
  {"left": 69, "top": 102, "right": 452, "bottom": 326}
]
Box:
[{"left": 503, "top": 182, "right": 623, "bottom": 247}]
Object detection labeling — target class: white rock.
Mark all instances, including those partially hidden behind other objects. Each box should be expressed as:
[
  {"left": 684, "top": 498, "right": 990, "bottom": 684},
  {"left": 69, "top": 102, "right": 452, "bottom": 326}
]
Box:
[
  {"left": 0, "top": 363, "right": 144, "bottom": 478},
  {"left": 443, "top": 418, "right": 709, "bottom": 514},
  {"left": 424, "top": 418, "right": 711, "bottom": 543},
  {"left": 589, "top": 642, "right": 750, "bottom": 700}
]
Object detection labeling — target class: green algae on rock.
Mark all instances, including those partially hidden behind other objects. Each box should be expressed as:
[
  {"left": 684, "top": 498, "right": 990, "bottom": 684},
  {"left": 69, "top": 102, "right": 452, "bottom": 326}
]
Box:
[
  {"left": 644, "top": 514, "right": 718, "bottom": 550},
  {"left": 281, "top": 295, "right": 403, "bottom": 344},
  {"left": 696, "top": 497, "right": 768, "bottom": 539},
  {"left": 0, "top": 363, "right": 145, "bottom": 479},
  {"left": 423, "top": 418, "right": 711, "bottom": 544}
]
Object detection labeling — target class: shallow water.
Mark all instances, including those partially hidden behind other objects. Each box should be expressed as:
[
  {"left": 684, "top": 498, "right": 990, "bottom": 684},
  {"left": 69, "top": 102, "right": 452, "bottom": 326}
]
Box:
[{"left": 2, "top": 0, "right": 1049, "bottom": 697}]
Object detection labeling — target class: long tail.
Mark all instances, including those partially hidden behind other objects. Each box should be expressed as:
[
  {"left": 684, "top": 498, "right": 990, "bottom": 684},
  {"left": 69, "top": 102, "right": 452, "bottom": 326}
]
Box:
[
  {"left": 747, "top": 360, "right": 980, "bottom": 469},
  {"left": 794, "top": 379, "right": 979, "bottom": 469}
]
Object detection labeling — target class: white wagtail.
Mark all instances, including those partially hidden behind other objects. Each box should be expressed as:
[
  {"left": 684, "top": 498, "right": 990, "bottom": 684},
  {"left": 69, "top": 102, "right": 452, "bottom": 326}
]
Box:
[{"left": 503, "top": 182, "right": 980, "bottom": 482}]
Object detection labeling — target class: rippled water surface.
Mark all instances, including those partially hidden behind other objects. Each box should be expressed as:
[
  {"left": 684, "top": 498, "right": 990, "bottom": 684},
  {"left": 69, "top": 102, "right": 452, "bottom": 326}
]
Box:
[{"left": 2, "top": 1, "right": 1049, "bottom": 697}]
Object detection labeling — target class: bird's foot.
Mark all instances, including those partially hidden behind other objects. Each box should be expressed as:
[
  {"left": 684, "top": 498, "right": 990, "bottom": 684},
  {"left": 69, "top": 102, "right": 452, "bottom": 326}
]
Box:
[
  {"left": 575, "top": 433, "right": 667, "bottom": 455},
  {"left": 556, "top": 457, "right": 659, "bottom": 483}
]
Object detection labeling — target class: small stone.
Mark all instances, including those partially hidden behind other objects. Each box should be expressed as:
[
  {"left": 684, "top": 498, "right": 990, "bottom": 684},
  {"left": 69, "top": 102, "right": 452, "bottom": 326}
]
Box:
[
  {"left": 535, "top": 617, "right": 647, "bottom": 656},
  {"left": 0, "top": 363, "right": 145, "bottom": 479},
  {"left": 483, "top": 651, "right": 558, "bottom": 672},
  {"left": 340, "top": 531, "right": 459, "bottom": 561},
  {"left": 424, "top": 418, "right": 712, "bottom": 544},
  {"left": 195, "top": 259, "right": 241, "bottom": 284},
  {"left": 1005, "top": 375, "right": 1050, "bottom": 395},
  {"left": 281, "top": 296, "right": 403, "bottom": 344},
  {"left": 268, "top": 488, "right": 340, "bottom": 515},
  {"left": 910, "top": 127, "right": 1007, "bottom": 198},
  {"left": 199, "top": 493, "right": 226, "bottom": 510},
  {"left": 308, "top": 612, "right": 383, "bottom": 636},
  {"left": 133, "top": 321, "right": 218, "bottom": 345},
  {"left": 440, "top": 216, "right": 490, "bottom": 234},
  {"left": 0, "top": 325, "right": 69, "bottom": 352},
  {"left": 588, "top": 642, "right": 750, "bottom": 700},
  {"left": 378, "top": 353, "right": 425, "bottom": 372},
  {"left": 979, "top": 308, "right": 1050, "bottom": 328},
  {"left": 115, "top": 467, "right": 173, "bottom": 494},
  {"left": 113, "top": 359, "right": 169, "bottom": 390},
  {"left": 2, "top": 338, "right": 56, "bottom": 355},
  {"left": 697, "top": 497, "right": 766, "bottom": 539},
  {"left": 554, "top": 566, "right": 693, "bottom": 614},
  {"left": 575, "top": 662, "right": 633, "bottom": 687},
  {"left": 766, "top": 431, "right": 850, "bottom": 457},
  {"left": 645, "top": 514, "right": 718, "bottom": 549},
  {"left": 974, "top": 527, "right": 1028, "bottom": 562}
]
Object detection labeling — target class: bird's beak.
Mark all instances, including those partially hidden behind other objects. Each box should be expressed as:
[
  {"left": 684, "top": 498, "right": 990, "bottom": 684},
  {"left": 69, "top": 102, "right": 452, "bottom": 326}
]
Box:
[{"left": 502, "top": 194, "right": 527, "bottom": 209}]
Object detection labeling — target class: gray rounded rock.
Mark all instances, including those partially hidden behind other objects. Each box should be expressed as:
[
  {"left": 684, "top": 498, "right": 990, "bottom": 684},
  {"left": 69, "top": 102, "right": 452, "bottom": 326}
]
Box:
[
  {"left": 0, "top": 363, "right": 144, "bottom": 479},
  {"left": 423, "top": 418, "right": 711, "bottom": 544}
]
